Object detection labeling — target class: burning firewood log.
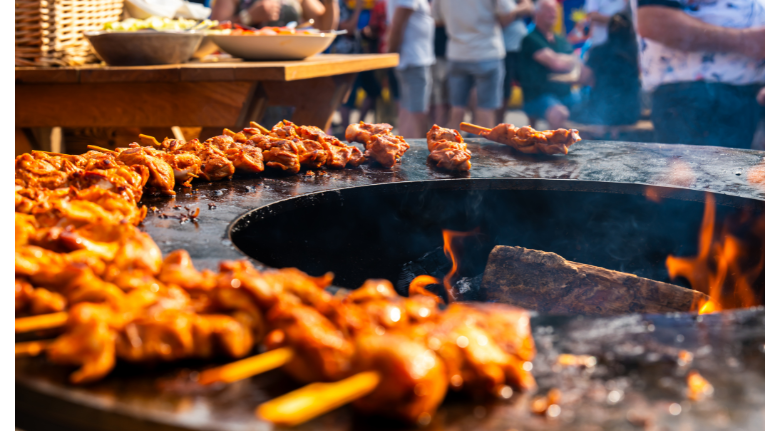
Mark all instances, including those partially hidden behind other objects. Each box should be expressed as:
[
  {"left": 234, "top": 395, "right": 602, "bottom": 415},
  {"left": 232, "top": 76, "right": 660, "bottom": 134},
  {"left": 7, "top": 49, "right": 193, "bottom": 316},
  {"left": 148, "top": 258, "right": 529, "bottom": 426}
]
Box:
[{"left": 481, "top": 246, "right": 708, "bottom": 316}]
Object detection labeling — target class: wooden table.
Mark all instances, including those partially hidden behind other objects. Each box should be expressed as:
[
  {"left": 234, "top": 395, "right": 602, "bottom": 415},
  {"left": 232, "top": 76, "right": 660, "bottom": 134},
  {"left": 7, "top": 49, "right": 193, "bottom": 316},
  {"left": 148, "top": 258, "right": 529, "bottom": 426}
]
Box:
[{"left": 15, "top": 54, "right": 398, "bottom": 146}]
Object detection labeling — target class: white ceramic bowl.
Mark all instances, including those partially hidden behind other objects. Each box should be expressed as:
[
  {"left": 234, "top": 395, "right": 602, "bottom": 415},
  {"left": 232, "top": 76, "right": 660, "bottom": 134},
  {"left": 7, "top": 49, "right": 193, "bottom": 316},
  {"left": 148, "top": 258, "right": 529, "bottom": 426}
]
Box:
[{"left": 207, "top": 33, "right": 336, "bottom": 61}]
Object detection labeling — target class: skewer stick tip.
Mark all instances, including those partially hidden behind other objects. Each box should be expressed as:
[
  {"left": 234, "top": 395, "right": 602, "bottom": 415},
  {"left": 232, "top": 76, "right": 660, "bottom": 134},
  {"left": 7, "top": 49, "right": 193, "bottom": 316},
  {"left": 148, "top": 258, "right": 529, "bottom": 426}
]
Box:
[
  {"left": 15, "top": 340, "right": 52, "bottom": 357},
  {"left": 138, "top": 134, "right": 162, "bottom": 148},
  {"left": 249, "top": 122, "right": 271, "bottom": 135},
  {"left": 15, "top": 311, "right": 69, "bottom": 333},
  {"left": 198, "top": 347, "right": 294, "bottom": 386},
  {"left": 256, "top": 371, "right": 381, "bottom": 427},
  {"left": 87, "top": 145, "right": 117, "bottom": 154},
  {"left": 459, "top": 122, "right": 491, "bottom": 135}
]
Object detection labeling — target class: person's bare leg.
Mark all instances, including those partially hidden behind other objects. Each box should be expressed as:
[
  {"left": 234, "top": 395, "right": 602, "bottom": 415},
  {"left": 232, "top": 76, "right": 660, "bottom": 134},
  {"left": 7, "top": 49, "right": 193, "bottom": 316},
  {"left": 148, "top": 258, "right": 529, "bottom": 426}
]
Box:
[
  {"left": 496, "top": 100, "right": 509, "bottom": 125},
  {"left": 359, "top": 97, "right": 375, "bottom": 123},
  {"left": 433, "top": 104, "right": 449, "bottom": 127},
  {"left": 545, "top": 104, "right": 570, "bottom": 129},
  {"left": 474, "top": 108, "right": 496, "bottom": 128},
  {"left": 448, "top": 107, "right": 466, "bottom": 131},
  {"left": 398, "top": 109, "right": 429, "bottom": 139}
]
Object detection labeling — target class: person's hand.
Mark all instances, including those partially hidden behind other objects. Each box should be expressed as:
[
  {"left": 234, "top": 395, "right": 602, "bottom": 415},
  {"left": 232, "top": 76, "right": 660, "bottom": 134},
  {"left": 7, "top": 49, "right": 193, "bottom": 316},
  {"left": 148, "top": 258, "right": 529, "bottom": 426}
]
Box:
[
  {"left": 757, "top": 87, "right": 765, "bottom": 107},
  {"left": 516, "top": 0, "right": 534, "bottom": 16},
  {"left": 249, "top": 0, "right": 282, "bottom": 23},
  {"left": 739, "top": 27, "right": 765, "bottom": 59}
]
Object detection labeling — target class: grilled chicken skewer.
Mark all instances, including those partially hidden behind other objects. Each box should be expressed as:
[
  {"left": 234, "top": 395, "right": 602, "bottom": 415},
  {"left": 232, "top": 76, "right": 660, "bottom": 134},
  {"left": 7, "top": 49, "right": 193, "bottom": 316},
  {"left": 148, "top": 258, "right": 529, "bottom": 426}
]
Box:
[
  {"left": 345, "top": 122, "right": 410, "bottom": 168},
  {"left": 426, "top": 125, "right": 472, "bottom": 172},
  {"left": 460, "top": 122, "right": 580, "bottom": 155}
]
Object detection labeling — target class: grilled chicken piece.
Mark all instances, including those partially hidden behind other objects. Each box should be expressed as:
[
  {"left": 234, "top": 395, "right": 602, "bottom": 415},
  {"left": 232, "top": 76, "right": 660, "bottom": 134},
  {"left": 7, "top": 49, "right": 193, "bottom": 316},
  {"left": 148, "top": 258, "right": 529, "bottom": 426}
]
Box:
[
  {"left": 47, "top": 317, "right": 117, "bottom": 384},
  {"left": 271, "top": 120, "right": 300, "bottom": 139},
  {"left": 427, "top": 140, "right": 472, "bottom": 172},
  {"left": 262, "top": 140, "right": 301, "bottom": 173},
  {"left": 197, "top": 146, "right": 236, "bottom": 181},
  {"left": 15, "top": 278, "right": 66, "bottom": 315},
  {"left": 345, "top": 122, "right": 394, "bottom": 145},
  {"left": 352, "top": 333, "right": 448, "bottom": 423},
  {"left": 158, "top": 152, "right": 202, "bottom": 187},
  {"left": 426, "top": 303, "right": 536, "bottom": 397},
  {"left": 265, "top": 301, "right": 356, "bottom": 383},
  {"left": 297, "top": 125, "right": 366, "bottom": 168},
  {"left": 15, "top": 153, "right": 149, "bottom": 204},
  {"left": 116, "top": 145, "right": 176, "bottom": 196},
  {"left": 365, "top": 134, "right": 410, "bottom": 168},
  {"left": 293, "top": 139, "right": 329, "bottom": 169},
  {"left": 472, "top": 123, "right": 580, "bottom": 155},
  {"left": 223, "top": 145, "right": 265, "bottom": 174},
  {"left": 426, "top": 125, "right": 464, "bottom": 151}
]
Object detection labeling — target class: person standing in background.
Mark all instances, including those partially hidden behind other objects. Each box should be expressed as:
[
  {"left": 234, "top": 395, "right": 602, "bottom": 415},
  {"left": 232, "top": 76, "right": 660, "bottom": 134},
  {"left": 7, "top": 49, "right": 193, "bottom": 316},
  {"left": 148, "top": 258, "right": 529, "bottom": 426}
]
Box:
[
  {"left": 498, "top": 0, "right": 534, "bottom": 124},
  {"left": 586, "top": 0, "right": 627, "bottom": 46},
  {"left": 212, "top": 0, "right": 336, "bottom": 29},
  {"left": 517, "top": 0, "right": 588, "bottom": 129},
  {"left": 430, "top": 22, "right": 450, "bottom": 127},
  {"left": 387, "top": 0, "right": 435, "bottom": 138},
  {"left": 633, "top": 0, "right": 765, "bottom": 148},
  {"left": 433, "top": 0, "right": 530, "bottom": 130}
]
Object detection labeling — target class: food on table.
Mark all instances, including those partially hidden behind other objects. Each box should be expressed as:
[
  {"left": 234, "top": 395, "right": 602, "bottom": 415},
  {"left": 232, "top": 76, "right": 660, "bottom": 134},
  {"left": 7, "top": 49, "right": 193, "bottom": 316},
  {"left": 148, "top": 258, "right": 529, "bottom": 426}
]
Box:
[
  {"left": 460, "top": 122, "right": 580, "bottom": 155},
  {"left": 211, "top": 21, "right": 315, "bottom": 35},
  {"left": 426, "top": 125, "right": 471, "bottom": 172},
  {"left": 345, "top": 122, "right": 410, "bottom": 168},
  {"left": 104, "top": 17, "right": 218, "bottom": 32}
]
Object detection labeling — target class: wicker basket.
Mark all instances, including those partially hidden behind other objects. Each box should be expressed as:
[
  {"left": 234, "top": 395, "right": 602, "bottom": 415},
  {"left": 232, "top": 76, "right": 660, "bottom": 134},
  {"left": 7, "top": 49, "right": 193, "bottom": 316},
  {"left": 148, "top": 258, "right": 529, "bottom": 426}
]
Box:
[{"left": 16, "top": 0, "right": 124, "bottom": 67}]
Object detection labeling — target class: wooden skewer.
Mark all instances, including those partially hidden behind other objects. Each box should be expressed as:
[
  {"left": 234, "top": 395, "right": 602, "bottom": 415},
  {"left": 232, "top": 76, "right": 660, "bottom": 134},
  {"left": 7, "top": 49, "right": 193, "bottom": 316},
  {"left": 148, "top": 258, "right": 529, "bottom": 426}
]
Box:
[
  {"left": 256, "top": 371, "right": 381, "bottom": 427},
  {"left": 198, "top": 347, "right": 295, "bottom": 385},
  {"left": 459, "top": 122, "right": 491, "bottom": 135},
  {"left": 15, "top": 311, "right": 68, "bottom": 333},
  {"left": 250, "top": 121, "right": 270, "bottom": 135},
  {"left": 15, "top": 340, "right": 52, "bottom": 357},
  {"left": 87, "top": 145, "right": 117, "bottom": 154},
  {"left": 138, "top": 134, "right": 162, "bottom": 148}
]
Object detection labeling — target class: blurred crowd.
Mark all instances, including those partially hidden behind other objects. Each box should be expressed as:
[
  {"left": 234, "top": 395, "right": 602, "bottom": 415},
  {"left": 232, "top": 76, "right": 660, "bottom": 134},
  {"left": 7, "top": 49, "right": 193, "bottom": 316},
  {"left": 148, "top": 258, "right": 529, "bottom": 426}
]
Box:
[{"left": 209, "top": 0, "right": 765, "bottom": 148}]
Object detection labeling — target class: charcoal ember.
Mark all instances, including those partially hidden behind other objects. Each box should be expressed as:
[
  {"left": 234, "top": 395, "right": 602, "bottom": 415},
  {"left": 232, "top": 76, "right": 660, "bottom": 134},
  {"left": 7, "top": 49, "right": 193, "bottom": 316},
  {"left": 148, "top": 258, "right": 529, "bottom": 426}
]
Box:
[
  {"left": 450, "top": 273, "right": 483, "bottom": 301},
  {"left": 396, "top": 247, "right": 451, "bottom": 296}
]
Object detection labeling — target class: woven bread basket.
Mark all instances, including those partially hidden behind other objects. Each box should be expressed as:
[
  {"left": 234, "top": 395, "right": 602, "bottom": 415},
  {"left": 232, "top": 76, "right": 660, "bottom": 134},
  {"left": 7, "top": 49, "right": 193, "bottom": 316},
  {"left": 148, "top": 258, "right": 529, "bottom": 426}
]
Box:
[{"left": 16, "top": 0, "right": 124, "bottom": 67}]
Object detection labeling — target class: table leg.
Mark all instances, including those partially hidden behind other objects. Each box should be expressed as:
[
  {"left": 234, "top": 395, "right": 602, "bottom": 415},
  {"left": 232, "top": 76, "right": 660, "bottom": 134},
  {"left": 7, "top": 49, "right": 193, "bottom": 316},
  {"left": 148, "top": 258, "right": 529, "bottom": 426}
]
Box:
[{"left": 261, "top": 74, "right": 356, "bottom": 132}]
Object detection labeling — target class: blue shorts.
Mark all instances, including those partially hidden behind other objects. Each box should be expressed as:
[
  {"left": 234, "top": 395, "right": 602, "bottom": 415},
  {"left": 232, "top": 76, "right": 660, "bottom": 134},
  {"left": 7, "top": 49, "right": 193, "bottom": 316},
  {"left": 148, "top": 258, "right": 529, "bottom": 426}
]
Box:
[
  {"left": 394, "top": 65, "right": 432, "bottom": 113},
  {"left": 447, "top": 59, "right": 504, "bottom": 110},
  {"left": 523, "top": 92, "right": 581, "bottom": 119}
]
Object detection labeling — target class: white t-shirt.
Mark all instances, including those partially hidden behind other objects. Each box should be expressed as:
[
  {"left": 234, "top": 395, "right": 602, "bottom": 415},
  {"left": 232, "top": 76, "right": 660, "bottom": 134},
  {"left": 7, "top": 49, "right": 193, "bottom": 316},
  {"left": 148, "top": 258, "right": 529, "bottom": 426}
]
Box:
[
  {"left": 386, "top": 0, "right": 436, "bottom": 69},
  {"left": 585, "top": 0, "right": 627, "bottom": 46},
  {"left": 432, "top": 0, "right": 513, "bottom": 62},
  {"left": 631, "top": 0, "right": 765, "bottom": 91},
  {"left": 502, "top": 0, "right": 528, "bottom": 53}
]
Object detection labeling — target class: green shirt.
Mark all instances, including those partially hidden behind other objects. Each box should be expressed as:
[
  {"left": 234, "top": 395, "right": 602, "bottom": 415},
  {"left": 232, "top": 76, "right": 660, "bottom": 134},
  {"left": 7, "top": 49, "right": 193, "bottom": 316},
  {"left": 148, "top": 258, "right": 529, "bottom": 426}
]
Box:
[{"left": 518, "top": 28, "right": 574, "bottom": 102}]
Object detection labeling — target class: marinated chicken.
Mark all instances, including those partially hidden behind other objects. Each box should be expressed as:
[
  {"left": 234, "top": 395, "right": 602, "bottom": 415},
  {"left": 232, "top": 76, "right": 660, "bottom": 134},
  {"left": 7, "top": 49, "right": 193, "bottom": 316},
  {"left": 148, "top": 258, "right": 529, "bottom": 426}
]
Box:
[
  {"left": 114, "top": 145, "right": 176, "bottom": 195},
  {"left": 426, "top": 124, "right": 464, "bottom": 151},
  {"left": 460, "top": 122, "right": 580, "bottom": 155},
  {"left": 428, "top": 140, "right": 472, "bottom": 172},
  {"left": 345, "top": 122, "right": 394, "bottom": 145},
  {"left": 365, "top": 134, "right": 410, "bottom": 168}
]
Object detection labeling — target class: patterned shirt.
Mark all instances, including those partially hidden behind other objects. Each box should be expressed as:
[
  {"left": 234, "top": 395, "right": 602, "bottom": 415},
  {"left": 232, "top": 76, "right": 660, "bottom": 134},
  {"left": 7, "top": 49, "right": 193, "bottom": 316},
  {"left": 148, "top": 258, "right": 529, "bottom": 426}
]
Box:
[{"left": 631, "top": 0, "right": 765, "bottom": 91}]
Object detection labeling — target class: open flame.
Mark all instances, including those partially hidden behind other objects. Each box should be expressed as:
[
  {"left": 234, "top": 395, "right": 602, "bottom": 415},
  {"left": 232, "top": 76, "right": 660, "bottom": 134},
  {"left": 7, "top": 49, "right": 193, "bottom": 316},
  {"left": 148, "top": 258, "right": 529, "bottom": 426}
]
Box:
[
  {"left": 408, "top": 228, "right": 479, "bottom": 303},
  {"left": 666, "top": 194, "right": 764, "bottom": 314}
]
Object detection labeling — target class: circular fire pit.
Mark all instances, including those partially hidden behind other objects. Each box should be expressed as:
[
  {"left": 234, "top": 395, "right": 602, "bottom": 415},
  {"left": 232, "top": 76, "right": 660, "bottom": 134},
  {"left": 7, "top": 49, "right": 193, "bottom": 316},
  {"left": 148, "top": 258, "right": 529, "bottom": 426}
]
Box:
[
  {"left": 17, "top": 139, "right": 765, "bottom": 431},
  {"left": 230, "top": 179, "right": 754, "bottom": 289}
]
